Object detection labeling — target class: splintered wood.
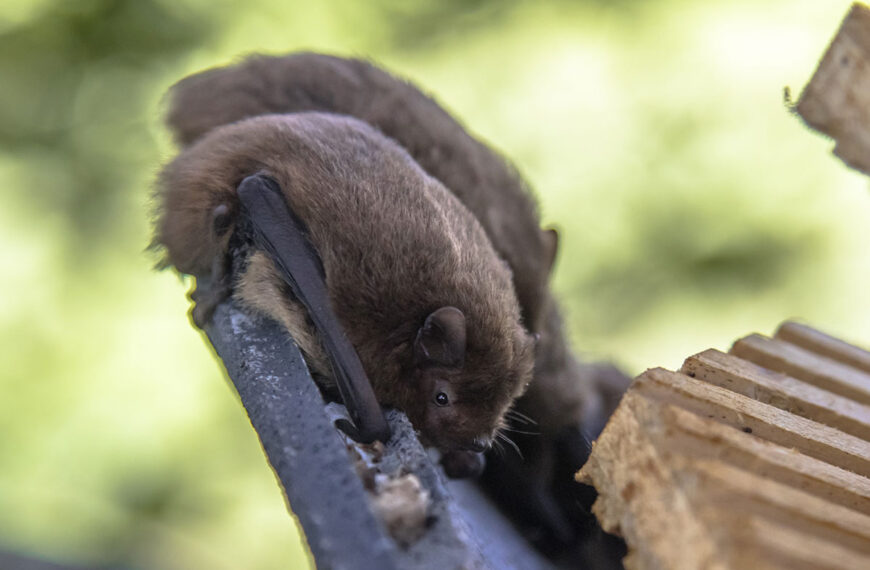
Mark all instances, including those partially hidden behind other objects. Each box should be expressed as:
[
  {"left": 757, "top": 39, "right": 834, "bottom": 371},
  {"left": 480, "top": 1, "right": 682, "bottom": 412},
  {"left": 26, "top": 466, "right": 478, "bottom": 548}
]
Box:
[
  {"left": 797, "top": 3, "right": 870, "bottom": 176},
  {"left": 576, "top": 322, "right": 870, "bottom": 570}
]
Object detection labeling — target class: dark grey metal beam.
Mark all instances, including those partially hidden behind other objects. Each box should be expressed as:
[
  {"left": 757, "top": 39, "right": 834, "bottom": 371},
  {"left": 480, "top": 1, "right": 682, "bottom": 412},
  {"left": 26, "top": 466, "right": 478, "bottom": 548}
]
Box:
[
  {"left": 205, "top": 301, "right": 398, "bottom": 570},
  {"left": 204, "top": 300, "right": 555, "bottom": 570}
]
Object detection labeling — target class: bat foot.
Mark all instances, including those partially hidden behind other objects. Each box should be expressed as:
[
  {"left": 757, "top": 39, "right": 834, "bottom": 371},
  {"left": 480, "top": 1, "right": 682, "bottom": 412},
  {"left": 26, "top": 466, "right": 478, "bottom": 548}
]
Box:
[{"left": 190, "top": 282, "right": 232, "bottom": 328}]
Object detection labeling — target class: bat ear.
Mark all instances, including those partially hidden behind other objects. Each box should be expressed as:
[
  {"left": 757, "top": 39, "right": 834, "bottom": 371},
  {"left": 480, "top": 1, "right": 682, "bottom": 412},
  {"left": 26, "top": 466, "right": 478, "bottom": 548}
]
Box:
[
  {"left": 414, "top": 306, "right": 466, "bottom": 369},
  {"left": 542, "top": 227, "right": 559, "bottom": 276}
]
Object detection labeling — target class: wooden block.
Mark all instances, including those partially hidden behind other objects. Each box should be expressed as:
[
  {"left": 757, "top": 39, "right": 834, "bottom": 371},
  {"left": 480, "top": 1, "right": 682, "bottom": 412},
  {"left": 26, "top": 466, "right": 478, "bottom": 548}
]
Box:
[
  {"left": 682, "top": 349, "right": 870, "bottom": 440},
  {"left": 578, "top": 322, "right": 870, "bottom": 569},
  {"left": 776, "top": 321, "right": 870, "bottom": 374},
  {"left": 731, "top": 334, "right": 870, "bottom": 406},
  {"left": 797, "top": 3, "right": 870, "bottom": 176},
  {"left": 578, "top": 387, "right": 870, "bottom": 568}
]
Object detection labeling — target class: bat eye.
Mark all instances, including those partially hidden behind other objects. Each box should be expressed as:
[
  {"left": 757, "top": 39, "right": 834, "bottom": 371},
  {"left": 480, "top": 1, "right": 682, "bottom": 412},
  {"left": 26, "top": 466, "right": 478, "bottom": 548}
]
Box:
[{"left": 434, "top": 392, "right": 449, "bottom": 407}]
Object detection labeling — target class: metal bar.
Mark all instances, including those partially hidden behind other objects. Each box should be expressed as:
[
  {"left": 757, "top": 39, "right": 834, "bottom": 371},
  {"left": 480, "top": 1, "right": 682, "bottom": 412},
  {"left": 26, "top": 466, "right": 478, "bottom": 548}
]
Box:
[
  {"left": 204, "top": 301, "right": 398, "bottom": 570},
  {"left": 203, "top": 300, "right": 556, "bottom": 570}
]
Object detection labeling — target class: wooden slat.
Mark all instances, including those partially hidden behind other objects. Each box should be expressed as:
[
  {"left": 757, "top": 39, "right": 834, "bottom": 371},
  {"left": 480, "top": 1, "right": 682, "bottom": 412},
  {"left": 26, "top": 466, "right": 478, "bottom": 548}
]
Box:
[
  {"left": 726, "top": 516, "right": 870, "bottom": 570},
  {"left": 639, "top": 399, "right": 870, "bottom": 514},
  {"left": 776, "top": 321, "right": 870, "bottom": 374},
  {"left": 682, "top": 349, "right": 870, "bottom": 440},
  {"left": 635, "top": 368, "right": 870, "bottom": 476},
  {"left": 676, "top": 459, "right": 870, "bottom": 554},
  {"left": 731, "top": 334, "right": 870, "bottom": 406}
]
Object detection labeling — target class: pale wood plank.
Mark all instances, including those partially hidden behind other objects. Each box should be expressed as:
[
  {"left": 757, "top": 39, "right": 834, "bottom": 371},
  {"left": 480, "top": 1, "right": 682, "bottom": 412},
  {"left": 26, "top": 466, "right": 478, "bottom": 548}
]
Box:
[
  {"left": 632, "top": 397, "right": 870, "bottom": 514},
  {"left": 706, "top": 509, "right": 870, "bottom": 569},
  {"left": 635, "top": 368, "right": 870, "bottom": 476},
  {"left": 775, "top": 321, "right": 870, "bottom": 374},
  {"left": 731, "top": 334, "right": 870, "bottom": 406},
  {"left": 682, "top": 349, "right": 870, "bottom": 440},
  {"left": 675, "top": 459, "right": 870, "bottom": 554}
]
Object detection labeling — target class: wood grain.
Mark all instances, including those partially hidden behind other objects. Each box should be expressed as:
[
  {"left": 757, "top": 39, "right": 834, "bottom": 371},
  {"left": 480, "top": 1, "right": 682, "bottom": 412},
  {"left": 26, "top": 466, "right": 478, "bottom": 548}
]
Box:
[
  {"left": 578, "top": 322, "right": 870, "bottom": 569},
  {"left": 797, "top": 3, "right": 870, "bottom": 176}
]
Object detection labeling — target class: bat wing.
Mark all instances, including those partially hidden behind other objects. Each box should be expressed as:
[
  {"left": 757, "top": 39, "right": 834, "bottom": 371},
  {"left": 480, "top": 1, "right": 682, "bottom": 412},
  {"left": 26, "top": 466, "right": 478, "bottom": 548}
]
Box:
[{"left": 237, "top": 174, "right": 391, "bottom": 444}]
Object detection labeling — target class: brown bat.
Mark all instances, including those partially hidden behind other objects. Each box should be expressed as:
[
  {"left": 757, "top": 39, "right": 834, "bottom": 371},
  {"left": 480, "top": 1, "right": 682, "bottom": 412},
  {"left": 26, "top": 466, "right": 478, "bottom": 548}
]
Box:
[
  {"left": 167, "top": 53, "right": 556, "bottom": 335},
  {"left": 165, "top": 52, "right": 627, "bottom": 438},
  {"left": 163, "top": 53, "right": 630, "bottom": 555},
  {"left": 154, "top": 112, "right": 535, "bottom": 453}
]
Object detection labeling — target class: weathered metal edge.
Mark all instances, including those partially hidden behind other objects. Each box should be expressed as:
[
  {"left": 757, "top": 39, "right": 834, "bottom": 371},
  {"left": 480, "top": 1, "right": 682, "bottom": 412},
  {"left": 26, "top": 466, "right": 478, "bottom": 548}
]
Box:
[
  {"left": 204, "top": 301, "right": 399, "bottom": 570},
  {"left": 203, "top": 300, "right": 529, "bottom": 569}
]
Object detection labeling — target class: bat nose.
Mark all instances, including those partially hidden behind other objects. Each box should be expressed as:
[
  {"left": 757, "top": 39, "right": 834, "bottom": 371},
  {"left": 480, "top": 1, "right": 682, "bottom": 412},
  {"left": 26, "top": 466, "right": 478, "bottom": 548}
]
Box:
[{"left": 465, "top": 437, "right": 490, "bottom": 453}]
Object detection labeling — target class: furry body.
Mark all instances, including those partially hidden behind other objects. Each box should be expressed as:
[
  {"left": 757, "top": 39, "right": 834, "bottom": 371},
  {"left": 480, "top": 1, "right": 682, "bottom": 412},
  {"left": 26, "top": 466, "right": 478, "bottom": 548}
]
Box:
[
  {"left": 164, "top": 53, "right": 627, "bottom": 439},
  {"left": 155, "top": 113, "right": 533, "bottom": 451},
  {"left": 168, "top": 53, "right": 553, "bottom": 335},
  {"left": 162, "top": 54, "right": 631, "bottom": 556}
]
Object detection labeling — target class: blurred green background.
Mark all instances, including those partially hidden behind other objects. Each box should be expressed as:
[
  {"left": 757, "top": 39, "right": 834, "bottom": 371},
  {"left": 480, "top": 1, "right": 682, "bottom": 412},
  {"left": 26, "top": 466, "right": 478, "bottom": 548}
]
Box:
[{"left": 1, "top": 0, "right": 867, "bottom": 568}]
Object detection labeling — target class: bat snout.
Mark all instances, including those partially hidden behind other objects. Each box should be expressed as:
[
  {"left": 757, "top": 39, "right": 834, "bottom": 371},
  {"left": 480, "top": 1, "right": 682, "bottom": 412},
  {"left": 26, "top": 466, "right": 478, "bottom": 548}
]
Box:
[{"left": 462, "top": 437, "right": 491, "bottom": 453}]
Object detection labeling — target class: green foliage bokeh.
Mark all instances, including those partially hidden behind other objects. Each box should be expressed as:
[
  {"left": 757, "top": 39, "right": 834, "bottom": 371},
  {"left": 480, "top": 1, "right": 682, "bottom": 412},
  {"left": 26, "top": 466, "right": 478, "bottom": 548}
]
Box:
[{"left": 1, "top": 0, "right": 867, "bottom": 568}]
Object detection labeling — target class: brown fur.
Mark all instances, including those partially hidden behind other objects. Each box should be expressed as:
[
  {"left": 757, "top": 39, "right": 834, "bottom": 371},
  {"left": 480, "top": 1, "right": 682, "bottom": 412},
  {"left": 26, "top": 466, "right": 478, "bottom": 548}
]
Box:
[
  {"left": 154, "top": 112, "right": 534, "bottom": 450},
  {"left": 167, "top": 53, "right": 553, "bottom": 334},
  {"left": 163, "top": 53, "right": 622, "bottom": 437},
  {"left": 161, "top": 52, "right": 632, "bottom": 550}
]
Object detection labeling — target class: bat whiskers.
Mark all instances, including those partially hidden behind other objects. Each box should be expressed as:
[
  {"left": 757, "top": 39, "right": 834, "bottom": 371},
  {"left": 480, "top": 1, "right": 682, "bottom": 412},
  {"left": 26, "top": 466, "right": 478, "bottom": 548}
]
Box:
[
  {"left": 491, "top": 437, "right": 506, "bottom": 458},
  {"left": 505, "top": 409, "right": 537, "bottom": 426},
  {"left": 495, "top": 429, "right": 523, "bottom": 459},
  {"left": 503, "top": 425, "right": 540, "bottom": 436}
]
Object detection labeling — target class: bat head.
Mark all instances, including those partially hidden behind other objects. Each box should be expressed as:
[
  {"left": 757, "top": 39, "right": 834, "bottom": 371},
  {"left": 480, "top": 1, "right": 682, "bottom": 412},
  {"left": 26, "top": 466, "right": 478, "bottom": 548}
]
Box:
[{"left": 406, "top": 306, "right": 534, "bottom": 453}]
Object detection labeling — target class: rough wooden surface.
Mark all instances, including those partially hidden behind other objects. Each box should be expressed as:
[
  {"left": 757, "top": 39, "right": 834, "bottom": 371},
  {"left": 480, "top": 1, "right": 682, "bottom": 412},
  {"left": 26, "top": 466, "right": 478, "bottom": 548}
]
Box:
[
  {"left": 683, "top": 349, "right": 870, "bottom": 440},
  {"left": 577, "top": 322, "right": 870, "bottom": 569},
  {"left": 776, "top": 321, "right": 870, "bottom": 375},
  {"left": 797, "top": 3, "right": 870, "bottom": 176},
  {"left": 731, "top": 334, "right": 870, "bottom": 406}
]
